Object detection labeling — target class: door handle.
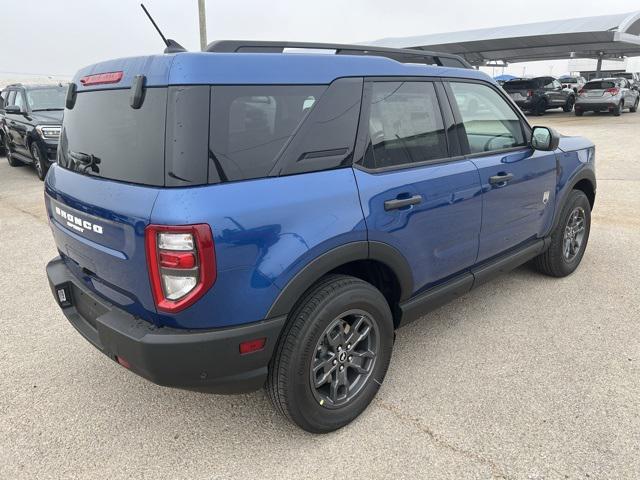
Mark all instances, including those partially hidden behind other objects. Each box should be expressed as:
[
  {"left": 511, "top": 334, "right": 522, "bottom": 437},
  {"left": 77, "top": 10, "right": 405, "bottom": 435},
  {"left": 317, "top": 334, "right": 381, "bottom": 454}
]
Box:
[
  {"left": 489, "top": 173, "right": 514, "bottom": 186},
  {"left": 384, "top": 195, "right": 423, "bottom": 211}
]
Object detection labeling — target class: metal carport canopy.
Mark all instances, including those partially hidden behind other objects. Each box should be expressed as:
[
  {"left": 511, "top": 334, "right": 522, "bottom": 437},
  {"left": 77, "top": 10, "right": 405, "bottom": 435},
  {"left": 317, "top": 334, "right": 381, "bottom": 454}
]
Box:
[{"left": 368, "top": 12, "right": 640, "bottom": 66}]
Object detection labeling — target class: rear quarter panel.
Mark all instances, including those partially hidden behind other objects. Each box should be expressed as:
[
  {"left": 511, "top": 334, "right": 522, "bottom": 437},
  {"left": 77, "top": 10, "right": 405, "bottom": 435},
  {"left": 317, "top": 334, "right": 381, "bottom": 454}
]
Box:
[{"left": 150, "top": 168, "right": 366, "bottom": 329}]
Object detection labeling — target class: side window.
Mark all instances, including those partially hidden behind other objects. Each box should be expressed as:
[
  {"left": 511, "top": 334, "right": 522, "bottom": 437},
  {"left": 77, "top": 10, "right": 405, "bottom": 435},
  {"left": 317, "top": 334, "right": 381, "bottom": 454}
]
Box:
[
  {"left": 14, "top": 91, "right": 25, "bottom": 110},
  {"left": 364, "top": 81, "right": 448, "bottom": 169},
  {"left": 6, "top": 90, "right": 16, "bottom": 106},
  {"left": 553, "top": 80, "right": 562, "bottom": 89},
  {"left": 0, "top": 90, "right": 6, "bottom": 109},
  {"left": 543, "top": 78, "right": 554, "bottom": 89},
  {"left": 449, "top": 82, "right": 526, "bottom": 154}
]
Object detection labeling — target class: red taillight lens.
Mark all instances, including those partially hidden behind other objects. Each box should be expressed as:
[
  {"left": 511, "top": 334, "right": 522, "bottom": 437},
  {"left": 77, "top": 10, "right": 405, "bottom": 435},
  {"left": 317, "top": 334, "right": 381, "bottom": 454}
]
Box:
[
  {"left": 605, "top": 87, "right": 620, "bottom": 95},
  {"left": 145, "top": 224, "right": 216, "bottom": 313},
  {"left": 80, "top": 71, "right": 123, "bottom": 86},
  {"left": 239, "top": 338, "right": 266, "bottom": 355}
]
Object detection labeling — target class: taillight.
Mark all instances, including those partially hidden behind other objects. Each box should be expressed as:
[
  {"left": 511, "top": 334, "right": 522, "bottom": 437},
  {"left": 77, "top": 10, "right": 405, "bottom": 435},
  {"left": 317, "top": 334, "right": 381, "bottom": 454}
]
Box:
[
  {"left": 527, "top": 90, "right": 534, "bottom": 97},
  {"left": 578, "top": 89, "right": 585, "bottom": 96},
  {"left": 145, "top": 224, "right": 216, "bottom": 313},
  {"left": 79, "top": 71, "right": 123, "bottom": 86},
  {"left": 605, "top": 87, "right": 620, "bottom": 95}
]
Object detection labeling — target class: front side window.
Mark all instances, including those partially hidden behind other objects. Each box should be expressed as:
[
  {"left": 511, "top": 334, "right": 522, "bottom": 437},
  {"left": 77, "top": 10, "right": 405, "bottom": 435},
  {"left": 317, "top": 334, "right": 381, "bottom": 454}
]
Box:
[
  {"left": 14, "top": 91, "right": 25, "bottom": 110},
  {"left": 449, "top": 82, "right": 526, "bottom": 154},
  {"left": 364, "top": 81, "right": 447, "bottom": 169}
]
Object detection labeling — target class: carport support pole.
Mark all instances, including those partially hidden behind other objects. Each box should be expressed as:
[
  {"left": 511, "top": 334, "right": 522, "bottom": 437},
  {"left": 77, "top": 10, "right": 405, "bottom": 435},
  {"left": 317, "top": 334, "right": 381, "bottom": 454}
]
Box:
[
  {"left": 596, "top": 55, "right": 603, "bottom": 76},
  {"left": 198, "top": 0, "right": 207, "bottom": 51}
]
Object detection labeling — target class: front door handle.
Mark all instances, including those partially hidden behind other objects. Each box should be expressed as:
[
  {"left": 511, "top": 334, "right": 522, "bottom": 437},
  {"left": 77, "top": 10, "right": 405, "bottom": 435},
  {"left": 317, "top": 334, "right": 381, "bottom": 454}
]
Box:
[
  {"left": 384, "top": 195, "right": 423, "bottom": 211},
  {"left": 489, "top": 173, "right": 514, "bottom": 186}
]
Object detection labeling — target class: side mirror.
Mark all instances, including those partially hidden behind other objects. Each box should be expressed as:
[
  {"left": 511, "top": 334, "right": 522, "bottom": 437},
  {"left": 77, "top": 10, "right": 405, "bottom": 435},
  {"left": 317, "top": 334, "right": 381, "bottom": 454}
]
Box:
[
  {"left": 4, "top": 105, "right": 22, "bottom": 114},
  {"left": 531, "top": 126, "right": 560, "bottom": 151}
]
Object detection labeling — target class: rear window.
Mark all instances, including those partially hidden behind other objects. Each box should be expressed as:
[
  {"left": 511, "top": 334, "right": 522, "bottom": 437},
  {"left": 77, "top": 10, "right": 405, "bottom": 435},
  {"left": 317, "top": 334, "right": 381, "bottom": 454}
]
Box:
[
  {"left": 559, "top": 77, "right": 577, "bottom": 84},
  {"left": 503, "top": 80, "right": 536, "bottom": 90},
  {"left": 209, "top": 85, "right": 326, "bottom": 182},
  {"left": 584, "top": 81, "right": 615, "bottom": 90},
  {"left": 58, "top": 88, "right": 167, "bottom": 186}
]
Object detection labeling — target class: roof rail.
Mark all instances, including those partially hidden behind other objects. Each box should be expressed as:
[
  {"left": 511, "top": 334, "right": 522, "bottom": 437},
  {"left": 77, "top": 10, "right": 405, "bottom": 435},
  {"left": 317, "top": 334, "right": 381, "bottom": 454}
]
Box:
[{"left": 206, "top": 40, "right": 473, "bottom": 69}]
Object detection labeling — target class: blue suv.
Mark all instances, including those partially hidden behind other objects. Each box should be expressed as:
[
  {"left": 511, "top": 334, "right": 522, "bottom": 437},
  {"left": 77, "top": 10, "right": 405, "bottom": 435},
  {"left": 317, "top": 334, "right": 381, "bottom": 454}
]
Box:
[{"left": 45, "top": 42, "right": 596, "bottom": 433}]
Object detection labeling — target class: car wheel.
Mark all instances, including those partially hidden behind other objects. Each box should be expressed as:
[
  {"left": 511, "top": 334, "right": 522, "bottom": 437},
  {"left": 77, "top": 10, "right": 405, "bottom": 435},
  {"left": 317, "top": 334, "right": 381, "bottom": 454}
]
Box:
[
  {"left": 266, "top": 274, "right": 394, "bottom": 433},
  {"left": 4, "top": 135, "right": 23, "bottom": 167},
  {"left": 562, "top": 96, "right": 575, "bottom": 112},
  {"left": 613, "top": 101, "right": 623, "bottom": 116},
  {"left": 630, "top": 98, "right": 639, "bottom": 113},
  {"left": 533, "top": 190, "right": 591, "bottom": 278},
  {"left": 535, "top": 99, "right": 547, "bottom": 116},
  {"left": 30, "top": 143, "right": 48, "bottom": 181}
]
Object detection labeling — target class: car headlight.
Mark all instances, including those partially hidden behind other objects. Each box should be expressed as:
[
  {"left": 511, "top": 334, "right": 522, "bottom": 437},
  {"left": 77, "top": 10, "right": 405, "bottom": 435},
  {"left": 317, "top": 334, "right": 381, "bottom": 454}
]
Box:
[{"left": 35, "top": 125, "right": 61, "bottom": 139}]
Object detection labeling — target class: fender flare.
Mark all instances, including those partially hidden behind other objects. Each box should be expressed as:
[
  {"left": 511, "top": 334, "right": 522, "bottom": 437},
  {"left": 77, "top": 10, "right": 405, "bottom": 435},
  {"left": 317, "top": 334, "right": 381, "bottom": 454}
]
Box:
[
  {"left": 266, "top": 241, "right": 414, "bottom": 318},
  {"left": 550, "top": 168, "right": 596, "bottom": 233}
]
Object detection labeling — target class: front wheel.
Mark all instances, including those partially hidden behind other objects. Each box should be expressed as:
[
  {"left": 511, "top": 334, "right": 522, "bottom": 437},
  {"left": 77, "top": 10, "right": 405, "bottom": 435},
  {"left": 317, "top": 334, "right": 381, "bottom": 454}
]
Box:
[
  {"left": 266, "top": 275, "right": 394, "bottom": 433},
  {"left": 630, "top": 98, "right": 639, "bottom": 113},
  {"left": 30, "top": 143, "right": 48, "bottom": 181},
  {"left": 534, "top": 99, "right": 547, "bottom": 116},
  {"left": 534, "top": 190, "right": 591, "bottom": 277},
  {"left": 613, "top": 101, "right": 623, "bottom": 116}
]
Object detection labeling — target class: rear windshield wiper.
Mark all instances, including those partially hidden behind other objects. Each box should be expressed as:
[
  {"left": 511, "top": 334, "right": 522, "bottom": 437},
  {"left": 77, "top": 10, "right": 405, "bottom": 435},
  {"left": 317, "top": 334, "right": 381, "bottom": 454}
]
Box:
[{"left": 69, "top": 151, "right": 101, "bottom": 173}]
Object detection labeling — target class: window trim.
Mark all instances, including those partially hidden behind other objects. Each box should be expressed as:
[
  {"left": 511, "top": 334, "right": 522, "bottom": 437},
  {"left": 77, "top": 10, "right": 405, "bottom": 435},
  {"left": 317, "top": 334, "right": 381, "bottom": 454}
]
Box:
[
  {"left": 353, "top": 77, "right": 458, "bottom": 174},
  {"left": 443, "top": 78, "right": 533, "bottom": 159}
]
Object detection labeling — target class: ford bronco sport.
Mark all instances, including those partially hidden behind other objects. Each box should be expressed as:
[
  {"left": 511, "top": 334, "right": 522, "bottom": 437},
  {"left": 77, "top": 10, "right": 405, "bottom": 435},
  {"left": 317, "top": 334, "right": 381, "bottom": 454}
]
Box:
[{"left": 45, "top": 41, "right": 596, "bottom": 433}]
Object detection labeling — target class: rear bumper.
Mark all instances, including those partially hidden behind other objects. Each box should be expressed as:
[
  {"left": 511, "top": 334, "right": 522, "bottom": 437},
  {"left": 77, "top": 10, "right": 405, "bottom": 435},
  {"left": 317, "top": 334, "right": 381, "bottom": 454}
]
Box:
[
  {"left": 46, "top": 257, "right": 286, "bottom": 394},
  {"left": 575, "top": 100, "right": 617, "bottom": 111}
]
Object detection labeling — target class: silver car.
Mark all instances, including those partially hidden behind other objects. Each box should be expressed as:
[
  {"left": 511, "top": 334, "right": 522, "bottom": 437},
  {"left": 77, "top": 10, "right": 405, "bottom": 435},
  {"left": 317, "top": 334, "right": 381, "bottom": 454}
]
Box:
[{"left": 575, "top": 77, "right": 640, "bottom": 116}]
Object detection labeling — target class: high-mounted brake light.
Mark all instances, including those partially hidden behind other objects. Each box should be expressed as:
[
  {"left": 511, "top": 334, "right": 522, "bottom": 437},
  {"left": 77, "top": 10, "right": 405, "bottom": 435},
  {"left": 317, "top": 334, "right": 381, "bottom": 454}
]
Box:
[
  {"left": 80, "top": 71, "right": 123, "bottom": 86},
  {"left": 145, "top": 224, "right": 216, "bottom": 313}
]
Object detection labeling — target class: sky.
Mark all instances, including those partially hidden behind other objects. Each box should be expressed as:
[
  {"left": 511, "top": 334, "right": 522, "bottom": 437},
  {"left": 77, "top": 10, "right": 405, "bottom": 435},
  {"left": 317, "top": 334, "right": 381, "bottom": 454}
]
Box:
[{"left": 2, "top": 0, "right": 640, "bottom": 79}]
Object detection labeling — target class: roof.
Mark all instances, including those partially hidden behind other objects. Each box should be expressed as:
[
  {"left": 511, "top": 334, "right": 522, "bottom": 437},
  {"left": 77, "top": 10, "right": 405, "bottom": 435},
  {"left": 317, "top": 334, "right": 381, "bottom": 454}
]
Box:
[
  {"left": 369, "top": 11, "right": 640, "bottom": 65},
  {"left": 3, "top": 83, "right": 67, "bottom": 90},
  {"left": 72, "top": 52, "right": 491, "bottom": 91}
]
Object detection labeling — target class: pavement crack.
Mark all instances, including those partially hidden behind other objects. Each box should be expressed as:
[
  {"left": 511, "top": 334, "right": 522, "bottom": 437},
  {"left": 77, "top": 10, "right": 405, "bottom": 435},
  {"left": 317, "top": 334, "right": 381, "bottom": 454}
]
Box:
[{"left": 375, "top": 399, "right": 513, "bottom": 479}]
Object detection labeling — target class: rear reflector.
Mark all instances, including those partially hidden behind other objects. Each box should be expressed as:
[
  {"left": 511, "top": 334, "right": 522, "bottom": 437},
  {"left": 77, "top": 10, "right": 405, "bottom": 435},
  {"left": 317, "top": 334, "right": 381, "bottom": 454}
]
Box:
[
  {"left": 239, "top": 338, "right": 266, "bottom": 355},
  {"left": 80, "top": 71, "right": 123, "bottom": 86}
]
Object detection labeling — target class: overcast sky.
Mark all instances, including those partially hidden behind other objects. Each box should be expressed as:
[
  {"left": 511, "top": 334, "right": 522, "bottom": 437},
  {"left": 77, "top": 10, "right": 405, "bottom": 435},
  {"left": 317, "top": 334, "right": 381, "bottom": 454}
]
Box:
[{"left": 2, "top": 0, "right": 639, "bottom": 78}]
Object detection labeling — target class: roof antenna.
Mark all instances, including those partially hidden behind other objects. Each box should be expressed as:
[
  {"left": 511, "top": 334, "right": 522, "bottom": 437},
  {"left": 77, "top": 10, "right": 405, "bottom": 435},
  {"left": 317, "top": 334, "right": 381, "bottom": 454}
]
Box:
[{"left": 140, "top": 3, "right": 187, "bottom": 54}]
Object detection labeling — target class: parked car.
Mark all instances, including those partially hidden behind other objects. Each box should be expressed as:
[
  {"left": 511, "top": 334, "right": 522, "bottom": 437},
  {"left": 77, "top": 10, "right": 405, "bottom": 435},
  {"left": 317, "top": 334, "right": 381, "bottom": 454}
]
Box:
[
  {"left": 575, "top": 77, "right": 639, "bottom": 116},
  {"left": 615, "top": 72, "right": 640, "bottom": 88},
  {"left": 45, "top": 43, "right": 596, "bottom": 433},
  {"left": 503, "top": 76, "right": 576, "bottom": 115},
  {"left": 558, "top": 75, "right": 586, "bottom": 93},
  {"left": 0, "top": 83, "right": 66, "bottom": 180}
]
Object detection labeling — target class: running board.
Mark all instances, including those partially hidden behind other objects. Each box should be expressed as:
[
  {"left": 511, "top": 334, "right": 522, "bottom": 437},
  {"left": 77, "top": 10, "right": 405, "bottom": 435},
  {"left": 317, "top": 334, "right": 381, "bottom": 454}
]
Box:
[{"left": 398, "top": 238, "right": 549, "bottom": 327}]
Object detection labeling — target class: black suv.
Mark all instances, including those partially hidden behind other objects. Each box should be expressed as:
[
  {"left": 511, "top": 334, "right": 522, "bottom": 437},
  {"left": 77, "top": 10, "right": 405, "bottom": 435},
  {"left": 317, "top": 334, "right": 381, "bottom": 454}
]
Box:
[
  {"left": 503, "top": 77, "right": 576, "bottom": 116},
  {"left": 0, "top": 83, "right": 66, "bottom": 180}
]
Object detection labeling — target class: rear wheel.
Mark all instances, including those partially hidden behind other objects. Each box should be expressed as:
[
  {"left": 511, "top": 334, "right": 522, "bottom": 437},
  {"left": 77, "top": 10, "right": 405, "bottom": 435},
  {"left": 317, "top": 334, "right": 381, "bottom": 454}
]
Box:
[
  {"left": 613, "top": 101, "right": 623, "bottom": 116},
  {"left": 4, "top": 135, "right": 23, "bottom": 167},
  {"left": 30, "top": 143, "right": 48, "bottom": 181},
  {"left": 534, "top": 190, "right": 591, "bottom": 277},
  {"left": 575, "top": 108, "right": 584, "bottom": 116},
  {"left": 562, "top": 96, "right": 575, "bottom": 112},
  {"left": 267, "top": 275, "right": 394, "bottom": 433},
  {"left": 535, "top": 99, "right": 547, "bottom": 116},
  {"left": 630, "top": 97, "right": 639, "bottom": 113}
]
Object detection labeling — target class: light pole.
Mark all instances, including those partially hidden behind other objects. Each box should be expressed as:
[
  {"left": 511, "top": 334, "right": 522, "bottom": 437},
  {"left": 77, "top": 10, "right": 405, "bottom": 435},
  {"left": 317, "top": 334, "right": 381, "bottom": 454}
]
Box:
[{"left": 198, "top": 0, "right": 207, "bottom": 51}]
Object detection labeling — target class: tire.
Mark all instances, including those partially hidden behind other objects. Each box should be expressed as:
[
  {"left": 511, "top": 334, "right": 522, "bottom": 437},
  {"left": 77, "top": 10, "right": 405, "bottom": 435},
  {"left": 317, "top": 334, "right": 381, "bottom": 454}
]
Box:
[
  {"left": 613, "top": 101, "right": 623, "bottom": 116},
  {"left": 30, "top": 143, "right": 48, "bottom": 181},
  {"left": 630, "top": 98, "right": 639, "bottom": 113},
  {"left": 534, "top": 99, "right": 547, "bottom": 116},
  {"left": 562, "top": 96, "right": 575, "bottom": 112},
  {"left": 4, "top": 135, "right": 23, "bottom": 167},
  {"left": 266, "top": 274, "right": 394, "bottom": 433},
  {"left": 534, "top": 190, "right": 591, "bottom": 278},
  {"left": 575, "top": 109, "right": 584, "bottom": 117}
]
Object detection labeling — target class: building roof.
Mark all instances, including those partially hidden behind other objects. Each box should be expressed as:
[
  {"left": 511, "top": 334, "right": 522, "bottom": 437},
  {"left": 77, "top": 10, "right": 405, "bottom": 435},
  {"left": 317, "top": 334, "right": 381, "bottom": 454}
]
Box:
[{"left": 369, "top": 12, "right": 640, "bottom": 66}]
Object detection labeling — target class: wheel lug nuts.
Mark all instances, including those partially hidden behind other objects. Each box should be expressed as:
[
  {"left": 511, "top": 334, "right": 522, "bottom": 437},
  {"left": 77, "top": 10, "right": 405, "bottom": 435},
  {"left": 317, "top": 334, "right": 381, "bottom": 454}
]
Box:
[
  {"left": 348, "top": 356, "right": 352, "bottom": 362},
  {"left": 339, "top": 365, "right": 344, "bottom": 371},
  {"left": 332, "top": 359, "right": 337, "bottom": 365},
  {"left": 347, "top": 343, "right": 351, "bottom": 350}
]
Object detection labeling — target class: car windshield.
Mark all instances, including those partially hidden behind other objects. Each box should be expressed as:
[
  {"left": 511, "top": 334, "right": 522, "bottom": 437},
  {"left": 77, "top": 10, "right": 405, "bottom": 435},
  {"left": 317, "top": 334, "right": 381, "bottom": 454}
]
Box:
[
  {"left": 584, "top": 81, "right": 616, "bottom": 90},
  {"left": 26, "top": 87, "right": 66, "bottom": 111}
]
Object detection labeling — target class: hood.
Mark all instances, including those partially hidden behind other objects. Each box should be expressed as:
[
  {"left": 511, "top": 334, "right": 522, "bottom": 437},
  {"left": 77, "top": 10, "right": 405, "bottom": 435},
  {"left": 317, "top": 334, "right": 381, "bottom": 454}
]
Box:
[{"left": 28, "top": 110, "right": 64, "bottom": 124}]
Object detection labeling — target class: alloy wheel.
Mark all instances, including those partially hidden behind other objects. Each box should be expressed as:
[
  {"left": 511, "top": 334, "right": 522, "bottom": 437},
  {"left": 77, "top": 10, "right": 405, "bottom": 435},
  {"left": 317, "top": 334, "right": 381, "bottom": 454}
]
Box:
[
  {"left": 310, "top": 309, "right": 379, "bottom": 408},
  {"left": 563, "top": 207, "right": 586, "bottom": 261},
  {"left": 31, "top": 145, "right": 43, "bottom": 176}
]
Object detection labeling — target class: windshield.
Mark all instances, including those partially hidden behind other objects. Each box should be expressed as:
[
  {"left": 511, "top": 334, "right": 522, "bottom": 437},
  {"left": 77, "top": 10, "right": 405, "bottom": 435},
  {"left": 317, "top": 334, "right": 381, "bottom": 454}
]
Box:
[{"left": 26, "top": 87, "right": 66, "bottom": 111}]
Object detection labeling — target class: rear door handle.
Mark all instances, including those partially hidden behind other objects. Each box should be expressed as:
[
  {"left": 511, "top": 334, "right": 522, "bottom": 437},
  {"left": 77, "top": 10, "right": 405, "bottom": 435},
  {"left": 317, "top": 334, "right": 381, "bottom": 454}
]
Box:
[
  {"left": 384, "top": 195, "right": 423, "bottom": 211},
  {"left": 489, "top": 173, "right": 514, "bottom": 185}
]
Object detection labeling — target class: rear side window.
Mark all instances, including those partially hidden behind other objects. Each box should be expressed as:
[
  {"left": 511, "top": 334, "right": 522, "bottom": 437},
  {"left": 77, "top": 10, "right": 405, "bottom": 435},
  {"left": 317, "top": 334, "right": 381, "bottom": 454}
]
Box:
[
  {"left": 363, "top": 81, "right": 448, "bottom": 169},
  {"left": 449, "top": 82, "right": 526, "bottom": 154},
  {"left": 58, "top": 88, "right": 167, "bottom": 186},
  {"left": 209, "top": 85, "right": 326, "bottom": 183}
]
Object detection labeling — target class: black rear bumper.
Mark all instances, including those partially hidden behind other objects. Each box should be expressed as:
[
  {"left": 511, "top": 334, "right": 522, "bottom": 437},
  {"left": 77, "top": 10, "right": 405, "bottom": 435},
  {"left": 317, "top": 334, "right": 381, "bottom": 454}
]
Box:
[{"left": 46, "top": 257, "right": 286, "bottom": 394}]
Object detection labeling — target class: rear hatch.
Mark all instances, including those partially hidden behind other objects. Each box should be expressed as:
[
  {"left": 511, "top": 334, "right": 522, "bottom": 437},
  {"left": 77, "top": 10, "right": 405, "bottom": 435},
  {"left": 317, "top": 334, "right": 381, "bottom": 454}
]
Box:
[
  {"left": 579, "top": 80, "right": 617, "bottom": 98},
  {"left": 45, "top": 56, "right": 182, "bottom": 323},
  {"left": 503, "top": 79, "right": 538, "bottom": 101}
]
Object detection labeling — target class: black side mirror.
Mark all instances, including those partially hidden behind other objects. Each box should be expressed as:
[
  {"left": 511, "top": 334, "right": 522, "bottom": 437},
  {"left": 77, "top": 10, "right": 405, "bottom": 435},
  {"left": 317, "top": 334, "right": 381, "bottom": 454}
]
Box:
[
  {"left": 4, "top": 105, "right": 22, "bottom": 114},
  {"left": 531, "top": 126, "right": 560, "bottom": 151}
]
